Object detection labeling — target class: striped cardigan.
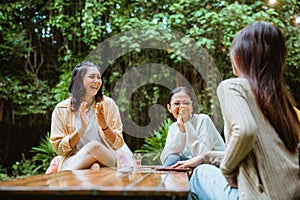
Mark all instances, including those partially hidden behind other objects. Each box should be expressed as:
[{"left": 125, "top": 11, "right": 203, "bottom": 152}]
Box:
[{"left": 216, "top": 77, "right": 299, "bottom": 200}]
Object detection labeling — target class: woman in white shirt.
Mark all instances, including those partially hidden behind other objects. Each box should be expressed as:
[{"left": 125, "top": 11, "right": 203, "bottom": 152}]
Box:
[{"left": 160, "top": 86, "right": 225, "bottom": 166}]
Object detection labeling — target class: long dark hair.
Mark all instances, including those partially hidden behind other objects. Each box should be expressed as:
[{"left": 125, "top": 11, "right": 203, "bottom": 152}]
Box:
[
  {"left": 230, "top": 21, "right": 299, "bottom": 152},
  {"left": 68, "top": 61, "right": 104, "bottom": 111}
]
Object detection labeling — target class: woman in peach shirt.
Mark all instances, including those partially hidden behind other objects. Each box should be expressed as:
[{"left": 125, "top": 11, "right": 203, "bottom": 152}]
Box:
[{"left": 50, "top": 61, "right": 124, "bottom": 171}]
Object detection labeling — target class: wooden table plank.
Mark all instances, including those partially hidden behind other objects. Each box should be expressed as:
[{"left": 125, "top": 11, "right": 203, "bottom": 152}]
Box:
[{"left": 0, "top": 166, "right": 190, "bottom": 199}]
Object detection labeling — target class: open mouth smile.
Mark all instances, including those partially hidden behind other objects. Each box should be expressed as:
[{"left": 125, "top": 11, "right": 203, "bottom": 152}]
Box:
[{"left": 91, "top": 85, "right": 98, "bottom": 89}]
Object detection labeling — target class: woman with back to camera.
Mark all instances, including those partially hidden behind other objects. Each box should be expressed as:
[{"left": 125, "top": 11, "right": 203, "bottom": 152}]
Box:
[
  {"left": 49, "top": 61, "right": 125, "bottom": 171},
  {"left": 173, "top": 21, "right": 300, "bottom": 200}
]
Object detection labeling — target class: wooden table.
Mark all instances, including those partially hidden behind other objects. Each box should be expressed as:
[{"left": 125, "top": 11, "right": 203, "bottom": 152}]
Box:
[{"left": 0, "top": 166, "right": 190, "bottom": 200}]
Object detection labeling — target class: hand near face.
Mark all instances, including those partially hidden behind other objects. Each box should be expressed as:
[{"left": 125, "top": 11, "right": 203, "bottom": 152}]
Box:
[
  {"left": 177, "top": 106, "right": 190, "bottom": 132},
  {"left": 78, "top": 102, "right": 89, "bottom": 134},
  {"left": 177, "top": 114, "right": 186, "bottom": 132},
  {"left": 179, "top": 106, "right": 190, "bottom": 123},
  {"left": 95, "top": 102, "right": 108, "bottom": 128}
]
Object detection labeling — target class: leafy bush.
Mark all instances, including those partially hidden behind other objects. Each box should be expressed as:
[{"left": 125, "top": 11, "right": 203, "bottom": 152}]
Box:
[
  {"left": 2, "top": 132, "right": 56, "bottom": 180},
  {"left": 30, "top": 132, "right": 57, "bottom": 173},
  {"left": 0, "top": 166, "right": 10, "bottom": 181},
  {"left": 135, "top": 118, "right": 173, "bottom": 165},
  {"left": 11, "top": 154, "right": 39, "bottom": 178}
]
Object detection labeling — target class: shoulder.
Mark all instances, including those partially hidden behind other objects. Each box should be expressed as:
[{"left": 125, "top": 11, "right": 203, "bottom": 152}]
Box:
[
  {"left": 217, "top": 77, "right": 251, "bottom": 95},
  {"left": 192, "top": 113, "right": 210, "bottom": 120},
  {"left": 102, "top": 95, "right": 115, "bottom": 103},
  {"left": 55, "top": 97, "right": 71, "bottom": 109},
  {"left": 218, "top": 77, "right": 249, "bottom": 88},
  {"left": 101, "top": 95, "right": 119, "bottom": 111},
  {"left": 102, "top": 95, "right": 117, "bottom": 106},
  {"left": 52, "top": 98, "right": 71, "bottom": 119},
  {"left": 168, "top": 121, "right": 178, "bottom": 130},
  {"left": 191, "top": 113, "right": 213, "bottom": 124}
]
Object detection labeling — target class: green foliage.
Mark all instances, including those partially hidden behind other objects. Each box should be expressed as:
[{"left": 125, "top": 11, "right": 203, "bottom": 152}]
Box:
[
  {"left": 11, "top": 153, "right": 39, "bottom": 178},
  {"left": 135, "top": 118, "right": 173, "bottom": 164},
  {"left": 8, "top": 132, "right": 56, "bottom": 180},
  {"left": 0, "top": 166, "right": 10, "bottom": 181},
  {"left": 0, "top": 0, "right": 299, "bottom": 175},
  {"left": 0, "top": 75, "right": 56, "bottom": 115},
  {"left": 52, "top": 67, "right": 72, "bottom": 103},
  {"left": 30, "top": 132, "right": 57, "bottom": 173},
  {"left": 0, "top": 2, "right": 30, "bottom": 61},
  {"left": 1, "top": 0, "right": 299, "bottom": 119}
]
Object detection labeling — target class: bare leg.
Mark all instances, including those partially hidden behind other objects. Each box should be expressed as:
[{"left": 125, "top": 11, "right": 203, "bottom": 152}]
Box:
[
  {"left": 90, "top": 162, "right": 101, "bottom": 171},
  {"left": 62, "top": 141, "right": 116, "bottom": 170}
]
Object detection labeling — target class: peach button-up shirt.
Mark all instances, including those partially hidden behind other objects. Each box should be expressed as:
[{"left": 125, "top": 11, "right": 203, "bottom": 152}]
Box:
[{"left": 50, "top": 96, "right": 124, "bottom": 164}]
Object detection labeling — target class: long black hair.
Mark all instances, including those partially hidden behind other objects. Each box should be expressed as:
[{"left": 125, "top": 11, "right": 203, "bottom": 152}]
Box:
[
  {"left": 68, "top": 61, "right": 104, "bottom": 111},
  {"left": 230, "top": 21, "right": 299, "bottom": 152}
]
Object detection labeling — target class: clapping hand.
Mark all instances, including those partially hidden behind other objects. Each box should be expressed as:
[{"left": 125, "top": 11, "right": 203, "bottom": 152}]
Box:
[
  {"left": 77, "top": 101, "right": 89, "bottom": 135},
  {"left": 95, "top": 102, "right": 108, "bottom": 128}
]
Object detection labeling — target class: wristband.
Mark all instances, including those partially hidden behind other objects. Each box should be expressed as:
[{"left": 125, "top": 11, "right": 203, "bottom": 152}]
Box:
[{"left": 102, "top": 126, "right": 109, "bottom": 131}]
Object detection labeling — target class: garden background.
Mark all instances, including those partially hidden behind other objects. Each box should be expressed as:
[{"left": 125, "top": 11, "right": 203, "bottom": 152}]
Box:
[{"left": 0, "top": 0, "right": 299, "bottom": 179}]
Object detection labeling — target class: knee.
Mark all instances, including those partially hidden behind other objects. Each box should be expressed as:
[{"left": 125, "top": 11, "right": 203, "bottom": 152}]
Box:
[
  {"left": 195, "top": 163, "right": 213, "bottom": 171},
  {"left": 166, "top": 153, "right": 181, "bottom": 159},
  {"left": 195, "top": 164, "right": 228, "bottom": 184},
  {"left": 84, "top": 141, "right": 105, "bottom": 153},
  {"left": 192, "top": 164, "right": 219, "bottom": 180},
  {"left": 163, "top": 153, "right": 181, "bottom": 166}
]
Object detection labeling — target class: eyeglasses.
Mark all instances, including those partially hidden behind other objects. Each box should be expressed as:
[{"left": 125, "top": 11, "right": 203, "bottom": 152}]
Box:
[{"left": 170, "top": 101, "right": 193, "bottom": 107}]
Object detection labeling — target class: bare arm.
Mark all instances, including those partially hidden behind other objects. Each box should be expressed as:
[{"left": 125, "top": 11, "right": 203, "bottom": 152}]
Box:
[{"left": 172, "top": 151, "right": 225, "bottom": 169}]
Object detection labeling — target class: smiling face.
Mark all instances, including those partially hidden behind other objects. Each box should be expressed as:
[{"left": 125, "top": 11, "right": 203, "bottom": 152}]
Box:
[
  {"left": 82, "top": 67, "right": 102, "bottom": 98},
  {"left": 167, "top": 91, "right": 193, "bottom": 120}
]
